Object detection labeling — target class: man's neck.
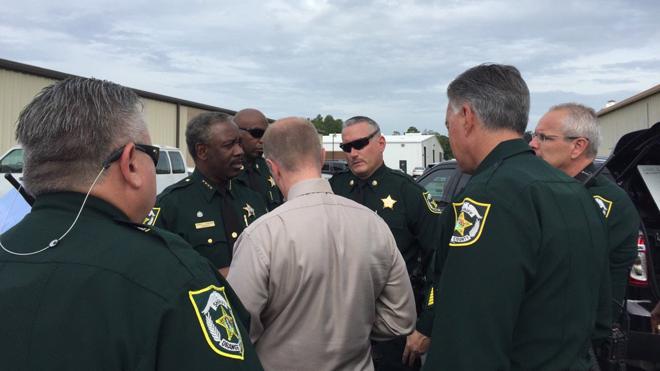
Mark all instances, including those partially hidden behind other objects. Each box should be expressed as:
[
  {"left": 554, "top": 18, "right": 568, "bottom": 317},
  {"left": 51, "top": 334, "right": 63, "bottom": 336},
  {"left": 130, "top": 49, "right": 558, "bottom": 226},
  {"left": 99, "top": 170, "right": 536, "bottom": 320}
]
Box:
[{"left": 564, "top": 157, "right": 594, "bottom": 178}]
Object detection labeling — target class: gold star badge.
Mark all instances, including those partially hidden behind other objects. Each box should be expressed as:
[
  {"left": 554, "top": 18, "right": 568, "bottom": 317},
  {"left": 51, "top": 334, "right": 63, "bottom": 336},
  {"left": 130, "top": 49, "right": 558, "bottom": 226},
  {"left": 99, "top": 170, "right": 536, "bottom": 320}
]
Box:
[
  {"left": 215, "top": 306, "right": 238, "bottom": 341},
  {"left": 381, "top": 195, "right": 397, "bottom": 209},
  {"left": 243, "top": 203, "right": 255, "bottom": 217},
  {"left": 454, "top": 212, "right": 473, "bottom": 236},
  {"left": 267, "top": 176, "right": 276, "bottom": 188}
]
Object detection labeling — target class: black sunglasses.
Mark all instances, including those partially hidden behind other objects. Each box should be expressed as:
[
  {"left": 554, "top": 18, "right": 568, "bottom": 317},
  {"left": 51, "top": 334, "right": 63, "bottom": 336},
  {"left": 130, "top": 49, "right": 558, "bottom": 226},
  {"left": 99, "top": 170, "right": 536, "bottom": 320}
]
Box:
[
  {"left": 103, "top": 143, "right": 160, "bottom": 169},
  {"left": 339, "top": 130, "right": 380, "bottom": 153},
  {"left": 240, "top": 127, "right": 266, "bottom": 139}
]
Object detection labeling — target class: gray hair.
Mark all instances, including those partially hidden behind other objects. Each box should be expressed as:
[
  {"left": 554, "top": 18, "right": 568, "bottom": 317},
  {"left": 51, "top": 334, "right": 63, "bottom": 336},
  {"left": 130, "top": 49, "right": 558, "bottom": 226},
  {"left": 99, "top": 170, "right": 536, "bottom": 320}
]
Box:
[
  {"left": 263, "top": 117, "right": 322, "bottom": 172},
  {"left": 447, "top": 64, "right": 530, "bottom": 135},
  {"left": 185, "top": 112, "right": 234, "bottom": 160},
  {"left": 343, "top": 116, "right": 381, "bottom": 134},
  {"left": 15, "top": 77, "right": 146, "bottom": 196},
  {"left": 549, "top": 103, "right": 601, "bottom": 158}
]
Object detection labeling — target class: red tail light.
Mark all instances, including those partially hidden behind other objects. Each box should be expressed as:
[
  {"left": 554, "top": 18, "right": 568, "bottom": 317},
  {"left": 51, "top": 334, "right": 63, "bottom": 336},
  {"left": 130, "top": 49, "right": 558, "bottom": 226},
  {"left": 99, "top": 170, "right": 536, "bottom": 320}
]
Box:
[{"left": 629, "top": 231, "right": 648, "bottom": 287}]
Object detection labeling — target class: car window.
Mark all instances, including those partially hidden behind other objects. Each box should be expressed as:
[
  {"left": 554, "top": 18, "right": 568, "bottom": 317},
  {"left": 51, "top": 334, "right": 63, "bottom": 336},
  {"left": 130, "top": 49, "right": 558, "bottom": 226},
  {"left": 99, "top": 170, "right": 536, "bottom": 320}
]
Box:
[
  {"left": 168, "top": 151, "right": 186, "bottom": 174},
  {"left": 419, "top": 167, "right": 454, "bottom": 201},
  {"left": 156, "top": 151, "right": 171, "bottom": 174},
  {"left": 0, "top": 148, "right": 24, "bottom": 173}
]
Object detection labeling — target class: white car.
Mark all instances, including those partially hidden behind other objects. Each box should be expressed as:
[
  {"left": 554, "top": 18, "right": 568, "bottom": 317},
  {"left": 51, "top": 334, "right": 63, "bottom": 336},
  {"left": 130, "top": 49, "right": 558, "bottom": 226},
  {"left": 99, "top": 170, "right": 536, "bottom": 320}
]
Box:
[
  {"left": 411, "top": 166, "right": 425, "bottom": 179},
  {"left": 0, "top": 144, "right": 188, "bottom": 198}
]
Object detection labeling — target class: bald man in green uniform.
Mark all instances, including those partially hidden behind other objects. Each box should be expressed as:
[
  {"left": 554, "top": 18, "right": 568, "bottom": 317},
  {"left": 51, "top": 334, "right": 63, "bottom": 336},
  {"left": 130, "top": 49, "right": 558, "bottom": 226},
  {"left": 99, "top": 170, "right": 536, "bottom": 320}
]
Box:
[
  {"left": 0, "top": 77, "right": 263, "bottom": 370},
  {"left": 531, "top": 103, "right": 640, "bottom": 366},
  {"left": 330, "top": 116, "right": 442, "bottom": 371},
  {"left": 151, "top": 112, "right": 267, "bottom": 277},
  {"left": 234, "top": 108, "right": 283, "bottom": 210},
  {"left": 422, "top": 64, "right": 609, "bottom": 371}
]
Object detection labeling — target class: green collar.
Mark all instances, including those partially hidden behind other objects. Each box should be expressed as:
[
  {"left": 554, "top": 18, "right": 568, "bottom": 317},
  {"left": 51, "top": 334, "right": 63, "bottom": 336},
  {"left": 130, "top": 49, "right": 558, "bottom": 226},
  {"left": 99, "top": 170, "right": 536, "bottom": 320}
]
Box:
[
  {"left": 190, "top": 169, "right": 234, "bottom": 202},
  {"left": 474, "top": 139, "right": 533, "bottom": 176},
  {"left": 32, "top": 192, "right": 130, "bottom": 222},
  {"left": 348, "top": 163, "right": 388, "bottom": 191}
]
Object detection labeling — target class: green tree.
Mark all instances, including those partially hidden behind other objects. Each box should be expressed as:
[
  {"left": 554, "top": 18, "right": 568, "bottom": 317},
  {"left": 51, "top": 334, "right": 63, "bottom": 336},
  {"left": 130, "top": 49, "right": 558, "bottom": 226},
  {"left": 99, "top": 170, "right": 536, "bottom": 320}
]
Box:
[
  {"left": 406, "top": 126, "right": 420, "bottom": 133},
  {"left": 392, "top": 130, "right": 401, "bottom": 135},
  {"left": 310, "top": 114, "right": 343, "bottom": 134},
  {"left": 435, "top": 134, "right": 453, "bottom": 160}
]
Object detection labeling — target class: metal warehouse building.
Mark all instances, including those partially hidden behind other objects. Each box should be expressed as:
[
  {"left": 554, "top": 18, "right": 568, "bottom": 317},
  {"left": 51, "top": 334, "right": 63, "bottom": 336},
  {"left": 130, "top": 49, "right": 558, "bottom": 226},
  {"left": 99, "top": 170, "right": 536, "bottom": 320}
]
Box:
[
  {"left": 0, "top": 58, "right": 236, "bottom": 165},
  {"left": 597, "top": 83, "right": 660, "bottom": 155}
]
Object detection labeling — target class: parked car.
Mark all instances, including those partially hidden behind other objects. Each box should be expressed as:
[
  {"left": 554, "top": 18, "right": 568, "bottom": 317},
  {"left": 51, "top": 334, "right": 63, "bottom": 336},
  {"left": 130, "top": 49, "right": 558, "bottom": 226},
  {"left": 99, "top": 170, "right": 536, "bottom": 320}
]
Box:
[
  {"left": 322, "top": 160, "right": 348, "bottom": 180},
  {"left": 0, "top": 144, "right": 188, "bottom": 198},
  {"left": 411, "top": 166, "right": 426, "bottom": 179},
  {"left": 417, "top": 125, "right": 660, "bottom": 366}
]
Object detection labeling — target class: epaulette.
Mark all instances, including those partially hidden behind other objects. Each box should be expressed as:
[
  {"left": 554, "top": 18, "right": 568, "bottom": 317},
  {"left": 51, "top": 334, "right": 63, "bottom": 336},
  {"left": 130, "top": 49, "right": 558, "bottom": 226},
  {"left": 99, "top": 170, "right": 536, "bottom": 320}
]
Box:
[
  {"left": 157, "top": 176, "right": 195, "bottom": 198},
  {"left": 387, "top": 168, "right": 416, "bottom": 182}
]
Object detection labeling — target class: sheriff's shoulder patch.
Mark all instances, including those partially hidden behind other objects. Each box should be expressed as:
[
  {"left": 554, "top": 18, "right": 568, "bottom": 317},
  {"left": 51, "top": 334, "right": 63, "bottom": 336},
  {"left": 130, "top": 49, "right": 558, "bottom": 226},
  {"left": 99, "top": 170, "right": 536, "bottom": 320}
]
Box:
[
  {"left": 592, "top": 195, "right": 613, "bottom": 218},
  {"left": 422, "top": 191, "right": 442, "bottom": 214},
  {"left": 449, "top": 197, "right": 491, "bottom": 247},
  {"left": 143, "top": 207, "right": 160, "bottom": 226},
  {"left": 189, "top": 285, "right": 244, "bottom": 360}
]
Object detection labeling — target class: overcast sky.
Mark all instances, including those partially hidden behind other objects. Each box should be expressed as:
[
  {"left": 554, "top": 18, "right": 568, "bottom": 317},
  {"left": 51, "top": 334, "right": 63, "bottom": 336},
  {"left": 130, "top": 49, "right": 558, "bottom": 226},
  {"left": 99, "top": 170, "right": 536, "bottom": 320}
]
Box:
[{"left": 1, "top": 0, "right": 659, "bottom": 135}]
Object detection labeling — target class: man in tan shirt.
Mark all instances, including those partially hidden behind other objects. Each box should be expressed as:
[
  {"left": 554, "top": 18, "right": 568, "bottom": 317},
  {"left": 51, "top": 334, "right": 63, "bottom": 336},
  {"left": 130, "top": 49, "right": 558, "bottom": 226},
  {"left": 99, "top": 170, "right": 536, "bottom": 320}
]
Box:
[{"left": 227, "top": 117, "right": 416, "bottom": 371}]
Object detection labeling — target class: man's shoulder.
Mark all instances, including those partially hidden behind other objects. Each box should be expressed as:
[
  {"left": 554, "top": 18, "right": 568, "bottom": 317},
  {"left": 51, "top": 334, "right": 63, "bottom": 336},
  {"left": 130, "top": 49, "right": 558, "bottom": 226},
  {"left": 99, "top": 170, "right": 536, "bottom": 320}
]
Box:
[{"left": 157, "top": 176, "right": 197, "bottom": 201}]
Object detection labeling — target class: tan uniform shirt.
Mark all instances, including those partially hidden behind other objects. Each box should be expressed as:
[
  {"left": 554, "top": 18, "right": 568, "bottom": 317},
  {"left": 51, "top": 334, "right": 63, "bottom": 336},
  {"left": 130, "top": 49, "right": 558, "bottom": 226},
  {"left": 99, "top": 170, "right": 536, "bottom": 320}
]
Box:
[{"left": 228, "top": 178, "right": 416, "bottom": 371}]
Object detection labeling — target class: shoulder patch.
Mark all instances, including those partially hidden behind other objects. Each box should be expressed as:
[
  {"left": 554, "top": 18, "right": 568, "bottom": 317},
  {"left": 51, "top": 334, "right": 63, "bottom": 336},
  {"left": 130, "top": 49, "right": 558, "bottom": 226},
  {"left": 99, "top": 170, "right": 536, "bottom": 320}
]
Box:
[
  {"left": 449, "top": 197, "right": 491, "bottom": 247},
  {"left": 143, "top": 207, "right": 160, "bottom": 226},
  {"left": 422, "top": 191, "right": 442, "bottom": 214},
  {"left": 592, "top": 195, "right": 613, "bottom": 218},
  {"left": 189, "top": 285, "right": 245, "bottom": 360}
]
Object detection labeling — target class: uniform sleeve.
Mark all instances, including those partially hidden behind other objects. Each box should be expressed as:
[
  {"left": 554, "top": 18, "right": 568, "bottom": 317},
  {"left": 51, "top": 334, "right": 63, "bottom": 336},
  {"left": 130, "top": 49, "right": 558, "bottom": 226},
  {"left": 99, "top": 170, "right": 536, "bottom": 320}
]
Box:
[
  {"left": 426, "top": 195, "right": 532, "bottom": 370},
  {"left": 227, "top": 232, "right": 270, "bottom": 344},
  {"left": 372, "top": 228, "right": 417, "bottom": 341},
  {"left": 154, "top": 280, "right": 263, "bottom": 371}
]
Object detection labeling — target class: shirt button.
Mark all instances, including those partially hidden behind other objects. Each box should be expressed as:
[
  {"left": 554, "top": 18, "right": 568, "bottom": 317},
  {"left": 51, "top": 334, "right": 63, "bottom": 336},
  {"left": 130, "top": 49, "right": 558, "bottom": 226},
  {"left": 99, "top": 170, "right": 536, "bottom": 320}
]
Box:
[
  {"left": 207, "top": 238, "right": 213, "bottom": 244},
  {"left": 231, "top": 232, "right": 238, "bottom": 239}
]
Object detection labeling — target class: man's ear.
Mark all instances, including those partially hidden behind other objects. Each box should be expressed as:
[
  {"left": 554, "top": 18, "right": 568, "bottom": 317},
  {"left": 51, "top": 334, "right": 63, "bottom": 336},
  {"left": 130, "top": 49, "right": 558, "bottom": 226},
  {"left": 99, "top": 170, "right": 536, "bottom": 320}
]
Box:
[
  {"left": 320, "top": 148, "right": 326, "bottom": 165},
  {"left": 570, "top": 138, "right": 590, "bottom": 160},
  {"left": 118, "top": 143, "right": 142, "bottom": 188},
  {"left": 462, "top": 102, "right": 477, "bottom": 135},
  {"left": 195, "top": 143, "right": 208, "bottom": 161},
  {"left": 265, "top": 158, "right": 279, "bottom": 177}
]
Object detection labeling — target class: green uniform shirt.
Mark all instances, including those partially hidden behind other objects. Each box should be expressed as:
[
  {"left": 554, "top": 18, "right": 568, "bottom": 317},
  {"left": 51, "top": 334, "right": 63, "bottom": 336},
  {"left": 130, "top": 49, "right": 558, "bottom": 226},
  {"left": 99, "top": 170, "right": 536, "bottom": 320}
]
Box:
[
  {"left": 235, "top": 157, "right": 283, "bottom": 210},
  {"left": 330, "top": 164, "right": 442, "bottom": 299},
  {"left": 0, "top": 192, "right": 263, "bottom": 370},
  {"left": 422, "top": 139, "right": 609, "bottom": 371},
  {"left": 152, "top": 169, "right": 267, "bottom": 269}
]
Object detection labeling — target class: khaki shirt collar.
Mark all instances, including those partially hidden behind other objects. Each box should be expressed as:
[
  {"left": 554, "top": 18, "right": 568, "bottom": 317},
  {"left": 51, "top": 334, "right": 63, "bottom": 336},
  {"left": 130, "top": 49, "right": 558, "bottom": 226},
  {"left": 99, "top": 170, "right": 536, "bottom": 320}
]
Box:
[{"left": 287, "top": 178, "right": 333, "bottom": 200}]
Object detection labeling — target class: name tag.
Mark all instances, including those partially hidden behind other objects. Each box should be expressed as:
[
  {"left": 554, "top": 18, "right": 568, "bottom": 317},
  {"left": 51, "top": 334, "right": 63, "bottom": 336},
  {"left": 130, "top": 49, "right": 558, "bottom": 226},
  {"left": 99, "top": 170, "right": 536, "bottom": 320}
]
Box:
[{"left": 195, "top": 221, "right": 216, "bottom": 229}]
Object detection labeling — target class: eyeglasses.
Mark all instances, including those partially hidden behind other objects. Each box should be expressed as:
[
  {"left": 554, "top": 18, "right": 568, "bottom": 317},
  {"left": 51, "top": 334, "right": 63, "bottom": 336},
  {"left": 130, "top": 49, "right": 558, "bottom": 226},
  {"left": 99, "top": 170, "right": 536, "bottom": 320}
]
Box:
[
  {"left": 531, "top": 132, "right": 585, "bottom": 143},
  {"left": 103, "top": 143, "right": 160, "bottom": 169},
  {"left": 240, "top": 127, "right": 266, "bottom": 139},
  {"left": 339, "top": 130, "right": 380, "bottom": 153}
]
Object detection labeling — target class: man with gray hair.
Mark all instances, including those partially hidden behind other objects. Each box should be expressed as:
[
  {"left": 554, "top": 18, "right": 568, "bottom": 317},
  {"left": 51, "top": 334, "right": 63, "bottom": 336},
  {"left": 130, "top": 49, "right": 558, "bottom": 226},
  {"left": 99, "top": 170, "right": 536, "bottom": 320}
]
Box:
[
  {"left": 0, "top": 77, "right": 264, "bottom": 370},
  {"left": 531, "top": 103, "right": 640, "bottom": 365},
  {"left": 228, "top": 117, "right": 416, "bottom": 371},
  {"left": 422, "top": 64, "right": 609, "bottom": 370}
]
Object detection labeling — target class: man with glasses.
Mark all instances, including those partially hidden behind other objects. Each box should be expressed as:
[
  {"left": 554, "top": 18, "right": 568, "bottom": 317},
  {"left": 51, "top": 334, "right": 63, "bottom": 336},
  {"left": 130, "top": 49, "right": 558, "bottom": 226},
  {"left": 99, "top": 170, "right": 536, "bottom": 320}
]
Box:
[
  {"left": 531, "top": 103, "right": 639, "bottom": 367},
  {"left": 151, "top": 112, "right": 267, "bottom": 277},
  {"left": 234, "top": 108, "right": 283, "bottom": 210},
  {"left": 422, "top": 64, "right": 608, "bottom": 370},
  {"left": 0, "top": 77, "right": 264, "bottom": 370},
  {"left": 329, "top": 116, "right": 442, "bottom": 371}
]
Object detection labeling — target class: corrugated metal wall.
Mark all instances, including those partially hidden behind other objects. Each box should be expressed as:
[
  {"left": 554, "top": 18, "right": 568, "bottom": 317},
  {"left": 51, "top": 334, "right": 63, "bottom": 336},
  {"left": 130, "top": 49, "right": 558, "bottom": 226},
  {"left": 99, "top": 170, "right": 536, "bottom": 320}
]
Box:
[
  {"left": 598, "top": 92, "right": 660, "bottom": 155},
  {"left": 0, "top": 69, "right": 56, "bottom": 154},
  {"left": 0, "top": 67, "right": 220, "bottom": 166}
]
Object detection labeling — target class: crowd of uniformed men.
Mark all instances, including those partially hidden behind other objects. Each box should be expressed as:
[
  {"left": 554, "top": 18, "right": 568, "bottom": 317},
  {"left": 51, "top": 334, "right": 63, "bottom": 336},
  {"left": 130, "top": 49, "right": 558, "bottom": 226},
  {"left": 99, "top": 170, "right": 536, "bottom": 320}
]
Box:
[{"left": 0, "top": 63, "right": 642, "bottom": 371}]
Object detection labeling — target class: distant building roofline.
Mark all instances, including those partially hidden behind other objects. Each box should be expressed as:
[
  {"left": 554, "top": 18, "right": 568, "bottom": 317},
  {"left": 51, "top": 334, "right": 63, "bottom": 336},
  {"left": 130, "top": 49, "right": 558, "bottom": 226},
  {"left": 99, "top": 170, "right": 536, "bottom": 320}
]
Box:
[
  {"left": 0, "top": 57, "right": 236, "bottom": 115},
  {"left": 597, "top": 83, "right": 660, "bottom": 117}
]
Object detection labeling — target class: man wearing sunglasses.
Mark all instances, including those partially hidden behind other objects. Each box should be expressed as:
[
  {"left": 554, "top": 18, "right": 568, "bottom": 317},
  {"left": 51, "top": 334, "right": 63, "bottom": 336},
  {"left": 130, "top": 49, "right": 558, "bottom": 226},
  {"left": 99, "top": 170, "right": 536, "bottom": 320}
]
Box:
[
  {"left": 151, "top": 112, "right": 267, "bottom": 277},
  {"left": 234, "top": 108, "right": 283, "bottom": 210},
  {"left": 329, "top": 116, "right": 442, "bottom": 371},
  {"left": 0, "top": 77, "right": 264, "bottom": 370},
  {"left": 531, "top": 103, "right": 639, "bottom": 368}
]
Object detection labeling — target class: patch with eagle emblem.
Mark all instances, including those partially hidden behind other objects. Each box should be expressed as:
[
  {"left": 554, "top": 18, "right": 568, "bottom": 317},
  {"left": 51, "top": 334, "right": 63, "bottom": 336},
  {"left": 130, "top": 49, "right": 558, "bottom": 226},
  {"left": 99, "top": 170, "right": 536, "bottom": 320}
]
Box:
[
  {"left": 449, "top": 197, "right": 491, "bottom": 247},
  {"left": 592, "top": 195, "right": 613, "bottom": 218},
  {"left": 189, "top": 285, "right": 244, "bottom": 360},
  {"left": 422, "top": 191, "right": 442, "bottom": 214}
]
